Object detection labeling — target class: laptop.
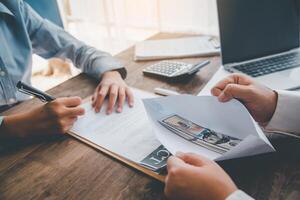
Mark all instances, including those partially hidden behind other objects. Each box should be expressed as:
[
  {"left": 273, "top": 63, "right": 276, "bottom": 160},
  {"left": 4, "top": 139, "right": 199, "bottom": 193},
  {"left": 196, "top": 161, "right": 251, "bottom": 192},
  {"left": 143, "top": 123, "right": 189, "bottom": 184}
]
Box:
[{"left": 217, "top": 0, "right": 300, "bottom": 90}]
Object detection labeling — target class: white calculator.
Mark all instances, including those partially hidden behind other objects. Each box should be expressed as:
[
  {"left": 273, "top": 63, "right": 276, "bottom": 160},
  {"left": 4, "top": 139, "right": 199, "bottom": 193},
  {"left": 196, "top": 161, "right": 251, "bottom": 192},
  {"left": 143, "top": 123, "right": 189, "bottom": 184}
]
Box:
[{"left": 143, "top": 60, "right": 210, "bottom": 79}]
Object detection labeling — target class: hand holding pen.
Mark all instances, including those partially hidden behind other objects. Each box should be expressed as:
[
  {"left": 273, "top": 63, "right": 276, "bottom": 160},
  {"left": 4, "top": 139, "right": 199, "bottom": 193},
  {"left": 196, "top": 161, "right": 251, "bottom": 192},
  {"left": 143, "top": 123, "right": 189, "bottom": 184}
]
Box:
[{"left": 0, "top": 82, "right": 85, "bottom": 139}]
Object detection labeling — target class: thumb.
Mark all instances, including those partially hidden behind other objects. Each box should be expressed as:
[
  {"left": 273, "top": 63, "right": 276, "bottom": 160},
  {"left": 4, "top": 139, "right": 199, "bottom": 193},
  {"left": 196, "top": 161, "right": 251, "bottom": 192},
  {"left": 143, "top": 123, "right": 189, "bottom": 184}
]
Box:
[
  {"left": 176, "top": 152, "right": 211, "bottom": 167},
  {"left": 218, "top": 84, "right": 252, "bottom": 103}
]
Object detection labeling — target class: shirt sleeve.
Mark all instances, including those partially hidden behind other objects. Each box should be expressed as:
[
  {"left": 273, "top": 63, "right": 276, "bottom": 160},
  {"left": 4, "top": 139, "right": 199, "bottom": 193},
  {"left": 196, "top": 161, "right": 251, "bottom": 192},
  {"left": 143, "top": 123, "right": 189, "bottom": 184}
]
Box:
[
  {"left": 225, "top": 190, "right": 254, "bottom": 200},
  {"left": 20, "top": 1, "right": 126, "bottom": 80},
  {"left": 264, "top": 90, "right": 300, "bottom": 136}
]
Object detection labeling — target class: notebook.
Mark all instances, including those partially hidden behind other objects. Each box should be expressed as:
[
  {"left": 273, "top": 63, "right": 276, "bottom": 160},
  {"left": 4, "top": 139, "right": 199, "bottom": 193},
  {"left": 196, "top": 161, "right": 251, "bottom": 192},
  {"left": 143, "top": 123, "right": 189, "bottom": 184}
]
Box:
[{"left": 134, "top": 36, "right": 220, "bottom": 61}]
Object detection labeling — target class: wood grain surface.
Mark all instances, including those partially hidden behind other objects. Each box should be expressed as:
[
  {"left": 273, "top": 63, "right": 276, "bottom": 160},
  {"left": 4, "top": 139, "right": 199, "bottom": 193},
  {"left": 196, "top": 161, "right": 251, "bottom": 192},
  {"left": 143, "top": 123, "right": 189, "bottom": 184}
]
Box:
[{"left": 1, "top": 33, "right": 300, "bottom": 200}]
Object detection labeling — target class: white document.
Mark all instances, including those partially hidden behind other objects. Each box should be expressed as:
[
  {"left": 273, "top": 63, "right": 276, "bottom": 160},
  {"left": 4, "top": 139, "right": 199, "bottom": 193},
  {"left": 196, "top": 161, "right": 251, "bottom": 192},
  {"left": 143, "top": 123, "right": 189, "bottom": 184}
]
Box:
[
  {"left": 143, "top": 95, "right": 275, "bottom": 161},
  {"left": 134, "top": 36, "right": 220, "bottom": 61},
  {"left": 70, "top": 89, "right": 164, "bottom": 167}
]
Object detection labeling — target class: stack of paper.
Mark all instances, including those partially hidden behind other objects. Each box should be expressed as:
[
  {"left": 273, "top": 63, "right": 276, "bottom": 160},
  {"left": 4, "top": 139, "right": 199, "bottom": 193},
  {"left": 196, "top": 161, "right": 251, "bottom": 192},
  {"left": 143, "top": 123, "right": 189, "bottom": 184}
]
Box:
[{"left": 134, "top": 36, "right": 220, "bottom": 61}]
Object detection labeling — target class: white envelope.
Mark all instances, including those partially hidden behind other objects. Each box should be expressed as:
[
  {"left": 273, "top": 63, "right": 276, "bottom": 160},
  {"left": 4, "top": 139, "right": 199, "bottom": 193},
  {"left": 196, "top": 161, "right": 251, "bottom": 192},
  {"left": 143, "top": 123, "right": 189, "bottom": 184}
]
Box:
[{"left": 143, "top": 95, "right": 275, "bottom": 161}]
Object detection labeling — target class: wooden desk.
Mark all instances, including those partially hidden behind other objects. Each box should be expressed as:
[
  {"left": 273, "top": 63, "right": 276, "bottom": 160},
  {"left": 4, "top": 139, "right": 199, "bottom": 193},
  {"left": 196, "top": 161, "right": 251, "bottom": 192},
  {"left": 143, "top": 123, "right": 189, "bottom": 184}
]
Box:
[{"left": 1, "top": 33, "right": 300, "bottom": 200}]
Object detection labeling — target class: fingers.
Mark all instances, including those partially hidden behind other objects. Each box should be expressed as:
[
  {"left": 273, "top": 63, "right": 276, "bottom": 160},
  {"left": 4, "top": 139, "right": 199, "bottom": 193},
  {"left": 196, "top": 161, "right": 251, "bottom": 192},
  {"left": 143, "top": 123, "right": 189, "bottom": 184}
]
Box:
[
  {"left": 117, "top": 87, "right": 126, "bottom": 113},
  {"left": 59, "top": 97, "right": 82, "bottom": 107},
  {"left": 176, "top": 152, "right": 210, "bottom": 167},
  {"left": 55, "top": 97, "right": 85, "bottom": 117},
  {"left": 66, "top": 106, "right": 85, "bottom": 117},
  {"left": 92, "top": 85, "right": 100, "bottom": 107},
  {"left": 52, "top": 97, "right": 84, "bottom": 116},
  {"left": 165, "top": 156, "right": 190, "bottom": 198},
  {"left": 126, "top": 88, "right": 134, "bottom": 107},
  {"left": 92, "top": 70, "right": 134, "bottom": 114},
  {"left": 116, "top": 87, "right": 135, "bottom": 112},
  {"left": 94, "top": 85, "right": 109, "bottom": 113},
  {"left": 65, "top": 117, "right": 78, "bottom": 126},
  {"left": 107, "top": 84, "right": 119, "bottom": 114},
  {"left": 167, "top": 156, "right": 187, "bottom": 172},
  {"left": 91, "top": 85, "right": 134, "bottom": 114},
  {"left": 218, "top": 84, "right": 252, "bottom": 102},
  {"left": 211, "top": 78, "right": 235, "bottom": 97},
  {"left": 60, "top": 117, "right": 78, "bottom": 133},
  {"left": 211, "top": 74, "right": 252, "bottom": 97}
]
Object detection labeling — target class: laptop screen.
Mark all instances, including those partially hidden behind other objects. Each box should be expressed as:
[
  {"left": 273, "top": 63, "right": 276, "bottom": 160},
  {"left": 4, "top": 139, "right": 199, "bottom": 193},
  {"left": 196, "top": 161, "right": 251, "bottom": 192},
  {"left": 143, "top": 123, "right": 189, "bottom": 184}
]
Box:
[{"left": 217, "top": 0, "right": 300, "bottom": 65}]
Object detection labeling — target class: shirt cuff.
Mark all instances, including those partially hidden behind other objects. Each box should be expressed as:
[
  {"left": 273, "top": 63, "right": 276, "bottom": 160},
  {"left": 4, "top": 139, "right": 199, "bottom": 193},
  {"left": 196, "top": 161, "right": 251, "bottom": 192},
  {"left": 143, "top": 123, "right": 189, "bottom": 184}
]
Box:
[
  {"left": 0, "top": 116, "right": 4, "bottom": 127},
  {"left": 226, "top": 190, "right": 254, "bottom": 200},
  {"left": 264, "top": 90, "right": 300, "bottom": 136},
  {"left": 90, "top": 56, "right": 127, "bottom": 80}
]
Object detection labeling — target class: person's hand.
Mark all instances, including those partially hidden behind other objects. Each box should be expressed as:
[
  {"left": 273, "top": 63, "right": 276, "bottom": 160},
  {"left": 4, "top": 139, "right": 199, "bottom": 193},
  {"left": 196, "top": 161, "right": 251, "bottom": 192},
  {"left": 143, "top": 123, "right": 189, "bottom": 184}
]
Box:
[
  {"left": 0, "top": 97, "right": 85, "bottom": 138},
  {"left": 211, "top": 74, "right": 277, "bottom": 124},
  {"left": 92, "top": 71, "right": 134, "bottom": 114},
  {"left": 165, "top": 152, "right": 237, "bottom": 200}
]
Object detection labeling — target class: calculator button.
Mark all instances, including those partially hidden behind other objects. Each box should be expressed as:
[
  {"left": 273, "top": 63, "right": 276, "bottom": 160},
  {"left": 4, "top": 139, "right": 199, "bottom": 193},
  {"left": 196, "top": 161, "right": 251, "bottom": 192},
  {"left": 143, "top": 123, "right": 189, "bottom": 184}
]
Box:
[{"left": 144, "top": 61, "right": 192, "bottom": 77}]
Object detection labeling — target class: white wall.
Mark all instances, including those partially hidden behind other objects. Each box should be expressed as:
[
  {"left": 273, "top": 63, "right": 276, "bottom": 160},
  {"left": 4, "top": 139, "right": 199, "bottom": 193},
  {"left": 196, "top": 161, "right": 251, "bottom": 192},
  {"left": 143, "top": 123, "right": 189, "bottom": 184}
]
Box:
[
  {"left": 67, "top": 0, "right": 219, "bottom": 35},
  {"left": 159, "top": 0, "right": 219, "bottom": 35}
]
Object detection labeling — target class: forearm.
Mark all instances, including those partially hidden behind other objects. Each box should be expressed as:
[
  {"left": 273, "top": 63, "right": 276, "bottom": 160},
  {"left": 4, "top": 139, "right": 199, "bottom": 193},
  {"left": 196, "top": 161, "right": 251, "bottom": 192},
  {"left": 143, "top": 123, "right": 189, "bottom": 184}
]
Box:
[
  {"left": 73, "top": 44, "right": 126, "bottom": 79},
  {"left": 30, "top": 19, "right": 126, "bottom": 80},
  {"left": 264, "top": 90, "right": 300, "bottom": 136},
  {"left": 23, "top": 1, "right": 126, "bottom": 80}
]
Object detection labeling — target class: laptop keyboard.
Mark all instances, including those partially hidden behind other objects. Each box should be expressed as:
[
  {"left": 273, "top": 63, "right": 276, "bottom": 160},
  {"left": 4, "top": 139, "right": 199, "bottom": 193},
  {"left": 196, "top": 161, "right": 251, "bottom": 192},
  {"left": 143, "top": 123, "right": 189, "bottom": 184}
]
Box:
[{"left": 231, "top": 51, "right": 300, "bottom": 77}]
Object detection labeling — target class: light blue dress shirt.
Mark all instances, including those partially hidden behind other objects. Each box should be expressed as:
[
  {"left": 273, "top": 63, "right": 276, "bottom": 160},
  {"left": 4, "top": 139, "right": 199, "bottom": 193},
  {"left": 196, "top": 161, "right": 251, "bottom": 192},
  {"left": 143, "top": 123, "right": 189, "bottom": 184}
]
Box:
[{"left": 0, "top": 0, "right": 126, "bottom": 126}]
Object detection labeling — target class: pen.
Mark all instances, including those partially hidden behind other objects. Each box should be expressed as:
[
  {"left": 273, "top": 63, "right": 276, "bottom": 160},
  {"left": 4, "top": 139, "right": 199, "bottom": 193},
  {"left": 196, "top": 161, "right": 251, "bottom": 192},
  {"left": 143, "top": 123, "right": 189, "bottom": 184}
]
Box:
[
  {"left": 16, "top": 81, "right": 55, "bottom": 102},
  {"left": 154, "top": 87, "right": 181, "bottom": 96},
  {"left": 188, "top": 60, "right": 210, "bottom": 75}
]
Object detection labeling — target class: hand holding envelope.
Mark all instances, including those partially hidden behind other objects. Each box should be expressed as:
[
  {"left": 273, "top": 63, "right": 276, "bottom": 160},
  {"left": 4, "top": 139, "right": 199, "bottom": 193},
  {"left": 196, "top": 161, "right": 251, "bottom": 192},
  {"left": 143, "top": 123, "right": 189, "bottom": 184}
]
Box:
[{"left": 143, "top": 95, "right": 275, "bottom": 161}]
